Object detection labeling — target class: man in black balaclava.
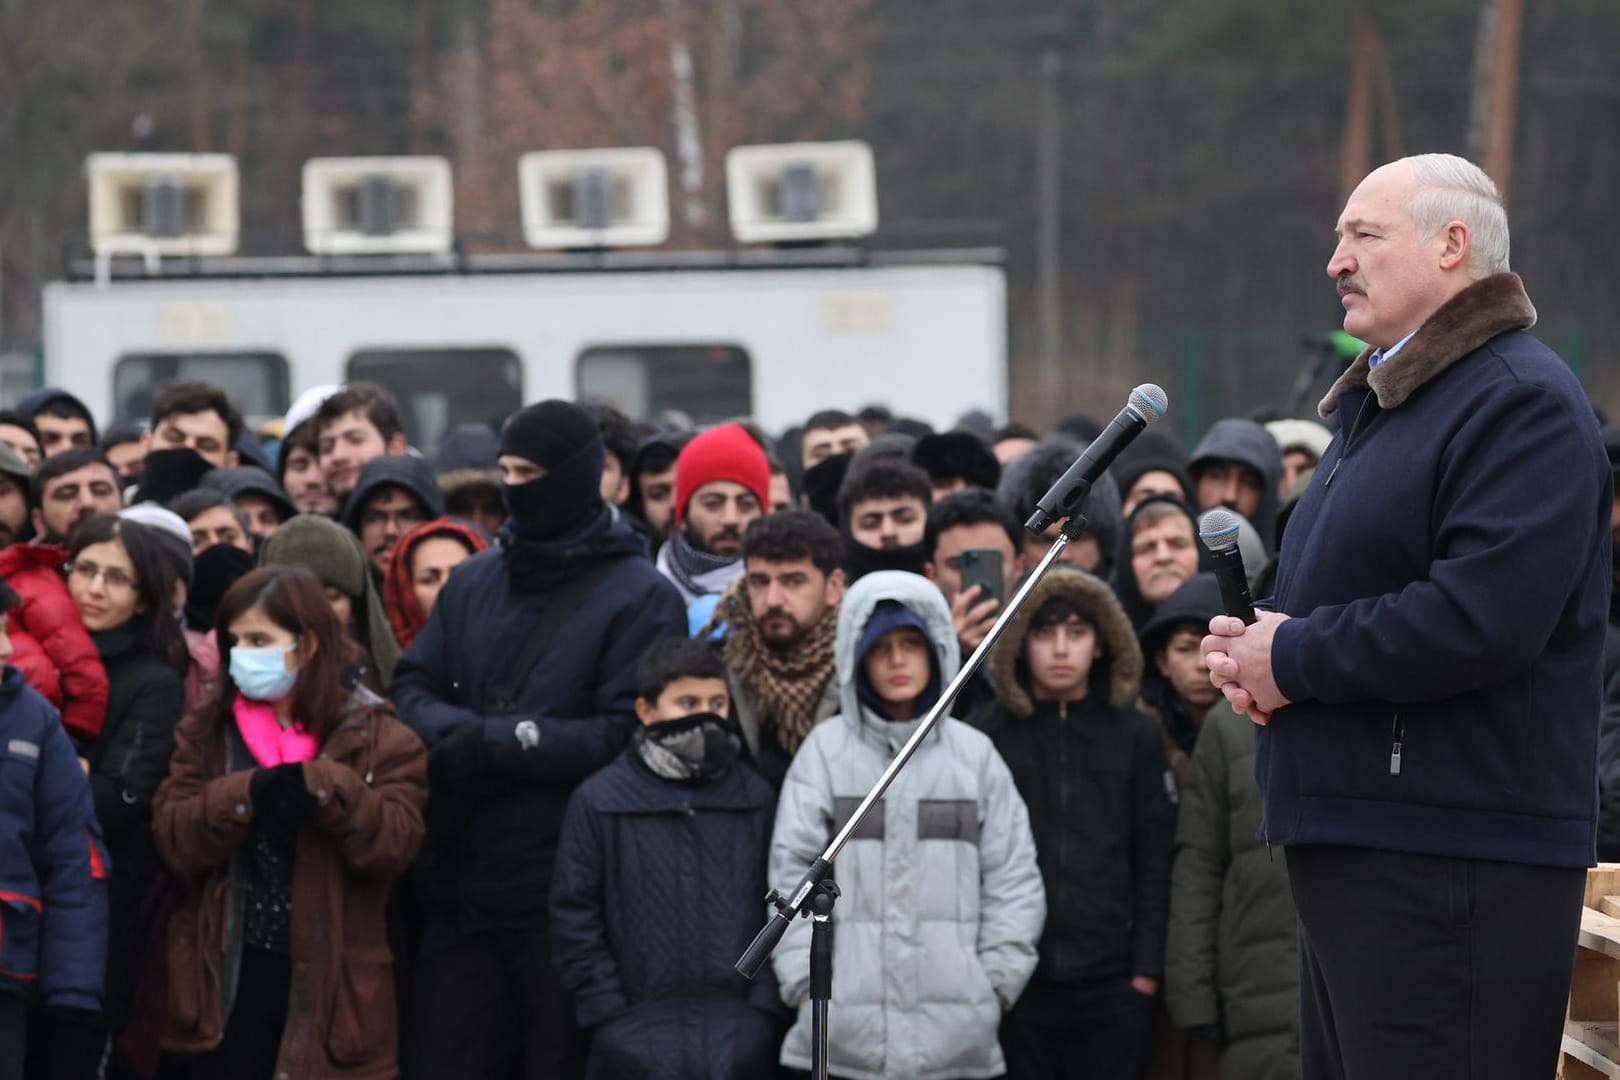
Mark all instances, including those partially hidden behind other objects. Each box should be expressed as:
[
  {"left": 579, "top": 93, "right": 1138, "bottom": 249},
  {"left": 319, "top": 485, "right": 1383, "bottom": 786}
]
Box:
[
  {"left": 837, "top": 457, "right": 934, "bottom": 584},
  {"left": 391, "top": 399, "right": 688, "bottom": 1078}
]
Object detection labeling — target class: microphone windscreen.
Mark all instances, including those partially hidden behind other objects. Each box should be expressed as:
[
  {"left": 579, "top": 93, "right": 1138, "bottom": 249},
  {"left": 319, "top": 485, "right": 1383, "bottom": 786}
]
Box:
[
  {"left": 1130, "top": 384, "right": 1169, "bottom": 424},
  {"left": 1198, "top": 509, "right": 1244, "bottom": 553}
]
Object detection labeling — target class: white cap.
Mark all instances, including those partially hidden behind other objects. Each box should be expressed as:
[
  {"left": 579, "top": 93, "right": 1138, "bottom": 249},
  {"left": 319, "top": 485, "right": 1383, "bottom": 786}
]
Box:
[
  {"left": 118, "top": 504, "right": 193, "bottom": 551},
  {"left": 283, "top": 384, "right": 346, "bottom": 437},
  {"left": 1265, "top": 419, "right": 1334, "bottom": 460}
]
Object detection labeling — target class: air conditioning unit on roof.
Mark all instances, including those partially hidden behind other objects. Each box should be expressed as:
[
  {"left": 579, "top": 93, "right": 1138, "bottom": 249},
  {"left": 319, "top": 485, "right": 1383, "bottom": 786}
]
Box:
[
  {"left": 725, "top": 140, "right": 878, "bottom": 244},
  {"left": 301, "top": 156, "right": 453, "bottom": 255},
  {"left": 518, "top": 148, "right": 669, "bottom": 249},
  {"left": 86, "top": 153, "right": 240, "bottom": 256}
]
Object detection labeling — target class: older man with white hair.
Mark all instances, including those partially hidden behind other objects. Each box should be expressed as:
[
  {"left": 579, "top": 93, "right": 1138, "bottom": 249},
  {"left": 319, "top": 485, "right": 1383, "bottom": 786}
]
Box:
[{"left": 1203, "top": 153, "right": 1610, "bottom": 1079}]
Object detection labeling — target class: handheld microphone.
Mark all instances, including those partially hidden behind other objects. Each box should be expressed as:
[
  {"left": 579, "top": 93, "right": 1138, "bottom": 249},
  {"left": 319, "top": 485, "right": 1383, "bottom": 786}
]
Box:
[
  {"left": 1197, "top": 509, "right": 1257, "bottom": 625},
  {"left": 1025, "top": 384, "right": 1169, "bottom": 536}
]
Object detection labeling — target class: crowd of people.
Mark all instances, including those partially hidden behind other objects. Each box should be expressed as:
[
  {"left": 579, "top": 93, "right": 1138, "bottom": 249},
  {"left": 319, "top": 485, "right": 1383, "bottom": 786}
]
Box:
[{"left": 0, "top": 361, "right": 1614, "bottom": 1080}]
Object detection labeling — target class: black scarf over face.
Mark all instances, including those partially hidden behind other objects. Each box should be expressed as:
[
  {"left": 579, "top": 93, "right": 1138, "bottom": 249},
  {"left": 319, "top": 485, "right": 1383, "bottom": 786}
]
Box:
[
  {"left": 632, "top": 712, "right": 743, "bottom": 783},
  {"left": 840, "top": 533, "right": 930, "bottom": 585}
]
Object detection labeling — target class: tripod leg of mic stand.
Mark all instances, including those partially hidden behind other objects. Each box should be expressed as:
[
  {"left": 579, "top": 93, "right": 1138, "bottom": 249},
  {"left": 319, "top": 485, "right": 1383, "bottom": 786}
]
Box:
[
  {"left": 808, "top": 882, "right": 838, "bottom": 1080},
  {"left": 811, "top": 967, "right": 830, "bottom": 1080}
]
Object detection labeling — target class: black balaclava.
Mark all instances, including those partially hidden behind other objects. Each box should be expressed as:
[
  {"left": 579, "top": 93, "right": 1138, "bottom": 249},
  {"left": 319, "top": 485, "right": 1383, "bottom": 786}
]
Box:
[
  {"left": 801, "top": 452, "right": 852, "bottom": 528},
  {"left": 499, "top": 400, "right": 606, "bottom": 543},
  {"left": 186, "top": 542, "right": 256, "bottom": 632}
]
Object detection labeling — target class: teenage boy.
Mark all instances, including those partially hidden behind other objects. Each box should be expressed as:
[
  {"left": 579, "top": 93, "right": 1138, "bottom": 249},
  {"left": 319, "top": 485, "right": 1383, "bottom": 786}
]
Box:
[
  {"left": 550, "top": 638, "right": 781, "bottom": 1078},
  {"left": 0, "top": 579, "right": 110, "bottom": 1080},
  {"left": 770, "top": 570, "right": 1045, "bottom": 1079},
  {"left": 1137, "top": 573, "right": 1225, "bottom": 788},
  {"left": 145, "top": 381, "right": 243, "bottom": 469},
  {"left": 313, "top": 382, "right": 409, "bottom": 502},
  {"left": 976, "top": 566, "right": 1176, "bottom": 1079}
]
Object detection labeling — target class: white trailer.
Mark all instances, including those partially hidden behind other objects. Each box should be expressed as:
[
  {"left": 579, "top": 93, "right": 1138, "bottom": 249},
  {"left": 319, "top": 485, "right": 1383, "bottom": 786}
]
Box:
[{"left": 42, "top": 248, "right": 1006, "bottom": 451}]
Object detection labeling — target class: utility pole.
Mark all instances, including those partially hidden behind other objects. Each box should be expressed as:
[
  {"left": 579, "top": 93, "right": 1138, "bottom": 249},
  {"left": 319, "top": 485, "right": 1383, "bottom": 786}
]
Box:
[
  {"left": 1340, "top": 7, "right": 1374, "bottom": 196},
  {"left": 1036, "top": 50, "right": 1062, "bottom": 374},
  {"left": 664, "top": 0, "right": 707, "bottom": 228},
  {"left": 1467, "top": 0, "right": 1525, "bottom": 201}
]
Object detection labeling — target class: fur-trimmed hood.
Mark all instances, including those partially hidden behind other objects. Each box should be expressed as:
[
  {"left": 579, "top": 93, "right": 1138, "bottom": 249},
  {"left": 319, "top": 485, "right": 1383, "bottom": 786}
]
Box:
[
  {"left": 987, "top": 567, "right": 1143, "bottom": 717},
  {"left": 1319, "top": 272, "right": 1537, "bottom": 418}
]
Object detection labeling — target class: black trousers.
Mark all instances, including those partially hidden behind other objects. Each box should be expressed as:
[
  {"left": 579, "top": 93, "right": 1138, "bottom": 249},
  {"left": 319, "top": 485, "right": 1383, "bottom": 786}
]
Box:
[
  {"left": 194, "top": 947, "right": 291, "bottom": 1080},
  {"left": 998, "top": 974, "right": 1154, "bottom": 1080},
  {"left": 1287, "top": 844, "right": 1585, "bottom": 1080},
  {"left": 404, "top": 909, "right": 585, "bottom": 1080},
  {"left": 0, "top": 992, "right": 107, "bottom": 1080}
]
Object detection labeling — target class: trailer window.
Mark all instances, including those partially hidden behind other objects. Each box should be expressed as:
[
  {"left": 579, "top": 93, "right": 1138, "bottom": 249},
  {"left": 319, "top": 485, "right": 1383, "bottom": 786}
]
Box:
[
  {"left": 347, "top": 348, "right": 522, "bottom": 457},
  {"left": 113, "top": 352, "right": 289, "bottom": 428},
  {"left": 576, "top": 344, "right": 751, "bottom": 424}
]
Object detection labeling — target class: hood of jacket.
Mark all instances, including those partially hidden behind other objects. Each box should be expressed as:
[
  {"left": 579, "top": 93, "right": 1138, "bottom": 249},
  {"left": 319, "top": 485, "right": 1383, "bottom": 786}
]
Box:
[
  {"left": 383, "top": 517, "right": 490, "bottom": 651},
  {"left": 201, "top": 466, "right": 296, "bottom": 520},
  {"left": 1137, "top": 572, "right": 1223, "bottom": 659},
  {"left": 1111, "top": 494, "right": 1211, "bottom": 630},
  {"left": 997, "top": 436, "right": 1124, "bottom": 578},
  {"left": 834, "top": 571, "right": 959, "bottom": 749},
  {"left": 1188, "top": 418, "right": 1283, "bottom": 544},
  {"left": 987, "top": 566, "right": 1143, "bottom": 717},
  {"left": 340, "top": 454, "right": 446, "bottom": 531}
]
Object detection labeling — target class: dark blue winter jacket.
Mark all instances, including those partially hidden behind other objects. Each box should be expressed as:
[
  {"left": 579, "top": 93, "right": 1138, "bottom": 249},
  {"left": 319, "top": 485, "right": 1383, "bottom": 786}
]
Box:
[
  {"left": 550, "top": 751, "right": 782, "bottom": 1079},
  {"left": 0, "top": 666, "right": 109, "bottom": 1011},
  {"left": 1260, "top": 274, "right": 1611, "bottom": 868},
  {"left": 392, "top": 509, "right": 688, "bottom": 927}
]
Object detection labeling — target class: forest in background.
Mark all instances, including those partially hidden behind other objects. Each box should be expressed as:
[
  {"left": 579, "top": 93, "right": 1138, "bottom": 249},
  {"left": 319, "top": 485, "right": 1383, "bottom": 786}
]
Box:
[{"left": 3, "top": 0, "right": 1618, "bottom": 432}]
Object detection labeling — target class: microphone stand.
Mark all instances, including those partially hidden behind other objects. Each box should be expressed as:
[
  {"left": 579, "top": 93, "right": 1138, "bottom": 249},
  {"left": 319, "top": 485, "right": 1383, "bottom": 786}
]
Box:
[{"left": 736, "top": 505, "right": 1094, "bottom": 1080}]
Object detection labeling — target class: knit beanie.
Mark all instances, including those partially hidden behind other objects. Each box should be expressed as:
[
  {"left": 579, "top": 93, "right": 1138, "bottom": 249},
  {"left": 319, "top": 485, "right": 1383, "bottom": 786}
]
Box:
[
  {"left": 118, "top": 504, "right": 195, "bottom": 590},
  {"left": 259, "top": 514, "right": 400, "bottom": 690},
  {"left": 674, "top": 424, "right": 771, "bottom": 526},
  {"left": 0, "top": 443, "right": 29, "bottom": 489}
]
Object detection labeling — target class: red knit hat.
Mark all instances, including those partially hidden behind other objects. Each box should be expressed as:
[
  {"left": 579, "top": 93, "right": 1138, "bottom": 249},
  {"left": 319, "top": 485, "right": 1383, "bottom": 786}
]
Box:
[{"left": 674, "top": 424, "right": 772, "bottom": 525}]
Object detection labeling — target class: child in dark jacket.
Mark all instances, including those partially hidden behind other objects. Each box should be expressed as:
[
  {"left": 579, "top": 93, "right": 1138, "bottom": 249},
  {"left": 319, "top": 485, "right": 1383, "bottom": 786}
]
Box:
[
  {"left": 550, "top": 637, "right": 782, "bottom": 1080},
  {"left": 972, "top": 566, "right": 1176, "bottom": 1080},
  {"left": 0, "top": 579, "right": 110, "bottom": 1080}
]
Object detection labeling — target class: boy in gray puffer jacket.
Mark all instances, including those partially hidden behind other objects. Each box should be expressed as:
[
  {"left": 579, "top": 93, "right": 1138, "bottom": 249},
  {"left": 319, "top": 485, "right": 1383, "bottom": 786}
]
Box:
[{"left": 769, "top": 570, "right": 1045, "bottom": 1079}]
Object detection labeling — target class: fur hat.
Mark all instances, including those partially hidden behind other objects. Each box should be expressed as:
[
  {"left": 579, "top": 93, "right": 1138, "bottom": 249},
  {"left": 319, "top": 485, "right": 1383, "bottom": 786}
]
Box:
[{"left": 911, "top": 431, "right": 1001, "bottom": 491}]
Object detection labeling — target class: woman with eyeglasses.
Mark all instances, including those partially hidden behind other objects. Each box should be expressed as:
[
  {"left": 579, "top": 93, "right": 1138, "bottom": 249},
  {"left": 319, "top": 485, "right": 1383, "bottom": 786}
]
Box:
[
  {"left": 153, "top": 565, "right": 427, "bottom": 1080},
  {"left": 63, "top": 513, "right": 189, "bottom": 1061}
]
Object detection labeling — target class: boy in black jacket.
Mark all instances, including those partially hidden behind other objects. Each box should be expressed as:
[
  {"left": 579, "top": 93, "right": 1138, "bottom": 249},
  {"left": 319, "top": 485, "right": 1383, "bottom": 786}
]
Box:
[
  {"left": 549, "top": 638, "right": 781, "bottom": 1079},
  {"left": 973, "top": 566, "right": 1176, "bottom": 1079}
]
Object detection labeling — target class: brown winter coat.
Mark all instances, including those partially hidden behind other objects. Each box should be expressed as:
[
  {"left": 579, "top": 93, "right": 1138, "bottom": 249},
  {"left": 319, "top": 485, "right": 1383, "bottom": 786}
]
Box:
[{"left": 152, "top": 695, "right": 428, "bottom": 1080}]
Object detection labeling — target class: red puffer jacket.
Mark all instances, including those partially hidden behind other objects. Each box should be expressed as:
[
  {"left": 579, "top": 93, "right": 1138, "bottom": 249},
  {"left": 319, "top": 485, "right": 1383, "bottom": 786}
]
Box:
[{"left": 0, "top": 543, "right": 110, "bottom": 742}]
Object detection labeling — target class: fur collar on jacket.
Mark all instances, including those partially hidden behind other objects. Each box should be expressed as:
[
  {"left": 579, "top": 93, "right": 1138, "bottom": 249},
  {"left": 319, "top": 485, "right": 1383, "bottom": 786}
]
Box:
[
  {"left": 1319, "top": 272, "right": 1537, "bottom": 419},
  {"left": 987, "top": 567, "right": 1142, "bottom": 718}
]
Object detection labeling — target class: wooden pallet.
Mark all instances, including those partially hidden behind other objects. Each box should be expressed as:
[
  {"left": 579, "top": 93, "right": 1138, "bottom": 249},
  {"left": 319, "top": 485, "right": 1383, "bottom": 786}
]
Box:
[{"left": 1560, "top": 867, "right": 1620, "bottom": 1078}]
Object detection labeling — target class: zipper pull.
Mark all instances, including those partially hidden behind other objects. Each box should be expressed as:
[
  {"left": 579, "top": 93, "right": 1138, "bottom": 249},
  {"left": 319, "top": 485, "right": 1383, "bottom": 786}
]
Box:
[{"left": 1389, "top": 740, "right": 1402, "bottom": 776}]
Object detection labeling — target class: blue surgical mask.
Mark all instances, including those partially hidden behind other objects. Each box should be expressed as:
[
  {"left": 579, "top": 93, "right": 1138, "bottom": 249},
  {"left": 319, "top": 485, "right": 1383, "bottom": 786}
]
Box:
[{"left": 230, "top": 645, "right": 299, "bottom": 702}]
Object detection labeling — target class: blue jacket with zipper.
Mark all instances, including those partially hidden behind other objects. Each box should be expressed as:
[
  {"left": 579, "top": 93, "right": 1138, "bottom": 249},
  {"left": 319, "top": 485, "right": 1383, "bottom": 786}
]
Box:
[
  {"left": 1259, "top": 274, "right": 1610, "bottom": 869},
  {"left": 0, "top": 665, "right": 109, "bottom": 1011}
]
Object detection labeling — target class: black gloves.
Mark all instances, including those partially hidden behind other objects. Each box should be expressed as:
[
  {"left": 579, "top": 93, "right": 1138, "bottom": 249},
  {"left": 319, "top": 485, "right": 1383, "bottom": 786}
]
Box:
[
  {"left": 429, "top": 721, "right": 489, "bottom": 787},
  {"left": 249, "top": 762, "right": 319, "bottom": 826}
]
